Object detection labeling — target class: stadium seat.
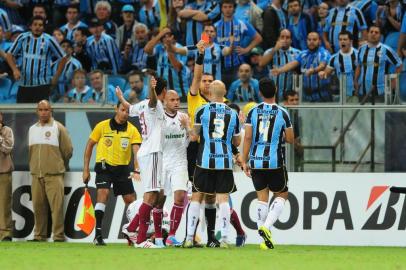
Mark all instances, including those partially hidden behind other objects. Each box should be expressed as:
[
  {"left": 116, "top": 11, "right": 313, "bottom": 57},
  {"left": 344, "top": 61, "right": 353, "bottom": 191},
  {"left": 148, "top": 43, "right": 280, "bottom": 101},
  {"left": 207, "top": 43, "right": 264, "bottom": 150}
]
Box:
[
  {"left": 384, "top": 32, "right": 399, "bottom": 51},
  {"left": 5, "top": 81, "right": 19, "bottom": 103},
  {"left": 108, "top": 75, "right": 127, "bottom": 90},
  {"left": 0, "top": 77, "right": 12, "bottom": 103}
]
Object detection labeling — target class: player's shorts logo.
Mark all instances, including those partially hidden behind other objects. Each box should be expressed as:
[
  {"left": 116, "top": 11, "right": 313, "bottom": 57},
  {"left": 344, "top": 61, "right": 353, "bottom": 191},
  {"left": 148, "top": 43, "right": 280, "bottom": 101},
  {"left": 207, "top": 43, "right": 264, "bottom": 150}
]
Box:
[{"left": 104, "top": 138, "right": 112, "bottom": 147}]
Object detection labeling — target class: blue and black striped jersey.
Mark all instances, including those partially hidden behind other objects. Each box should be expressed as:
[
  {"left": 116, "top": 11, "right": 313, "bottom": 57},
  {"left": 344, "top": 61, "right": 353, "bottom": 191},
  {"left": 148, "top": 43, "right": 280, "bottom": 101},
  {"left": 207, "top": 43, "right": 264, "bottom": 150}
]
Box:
[
  {"left": 327, "top": 48, "right": 358, "bottom": 96},
  {"left": 86, "top": 33, "right": 121, "bottom": 74}
]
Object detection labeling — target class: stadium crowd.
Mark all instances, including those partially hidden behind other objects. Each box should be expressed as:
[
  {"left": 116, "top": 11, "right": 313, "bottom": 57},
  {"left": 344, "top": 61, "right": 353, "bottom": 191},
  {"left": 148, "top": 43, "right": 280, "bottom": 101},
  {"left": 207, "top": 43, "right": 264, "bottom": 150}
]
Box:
[{"left": 0, "top": 0, "right": 404, "bottom": 104}]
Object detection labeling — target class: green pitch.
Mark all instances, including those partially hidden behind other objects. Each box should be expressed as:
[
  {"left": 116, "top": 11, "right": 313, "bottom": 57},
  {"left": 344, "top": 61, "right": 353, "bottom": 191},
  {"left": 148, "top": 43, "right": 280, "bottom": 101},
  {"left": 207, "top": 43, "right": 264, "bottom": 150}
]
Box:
[{"left": 1, "top": 243, "right": 405, "bottom": 270}]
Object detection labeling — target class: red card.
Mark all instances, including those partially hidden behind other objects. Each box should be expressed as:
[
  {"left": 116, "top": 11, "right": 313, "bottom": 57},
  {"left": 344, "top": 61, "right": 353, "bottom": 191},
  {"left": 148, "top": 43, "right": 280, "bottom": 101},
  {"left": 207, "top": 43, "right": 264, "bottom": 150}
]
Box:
[{"left": 201, "top": 33, "right": 210, "bottom": 43}]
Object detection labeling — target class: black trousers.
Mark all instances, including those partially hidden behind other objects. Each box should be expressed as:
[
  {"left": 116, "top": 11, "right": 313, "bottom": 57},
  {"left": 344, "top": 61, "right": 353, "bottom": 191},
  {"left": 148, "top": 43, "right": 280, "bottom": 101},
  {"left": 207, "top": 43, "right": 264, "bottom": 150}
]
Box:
[{"left": 17, "top": 85, "right": 51, "bottom": 103}]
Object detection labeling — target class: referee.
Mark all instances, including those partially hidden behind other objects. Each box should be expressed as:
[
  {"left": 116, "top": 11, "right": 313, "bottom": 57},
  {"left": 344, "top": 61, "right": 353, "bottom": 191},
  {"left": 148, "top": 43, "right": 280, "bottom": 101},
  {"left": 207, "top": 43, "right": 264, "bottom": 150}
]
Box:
[
  {"left": 6, "top": 16, "right": 68, "bottom": 103},
  {"left": 82, "top": 101, "right": 142, "bottom": 246}
]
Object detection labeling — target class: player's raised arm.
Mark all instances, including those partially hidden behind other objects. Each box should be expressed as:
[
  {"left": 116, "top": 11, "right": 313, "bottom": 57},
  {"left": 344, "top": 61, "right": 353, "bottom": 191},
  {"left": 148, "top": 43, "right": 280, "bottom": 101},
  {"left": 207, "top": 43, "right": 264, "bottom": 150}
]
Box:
[
  {"left": 148, "top": 76, "right": 158, "bottom": 108},
  {"left": 115, "top": 86, "right": 131, "bottom": 109}
]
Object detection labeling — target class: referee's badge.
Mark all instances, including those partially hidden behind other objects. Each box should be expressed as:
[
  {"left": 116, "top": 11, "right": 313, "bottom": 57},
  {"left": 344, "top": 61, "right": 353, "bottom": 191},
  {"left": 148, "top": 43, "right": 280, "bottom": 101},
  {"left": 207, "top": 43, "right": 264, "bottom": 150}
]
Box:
[
  {"left": 121, "top": 138, "right": 129, "bottom": 149},
  {"left": 104, "top": 138, "right": 112, "bottom": 147}
]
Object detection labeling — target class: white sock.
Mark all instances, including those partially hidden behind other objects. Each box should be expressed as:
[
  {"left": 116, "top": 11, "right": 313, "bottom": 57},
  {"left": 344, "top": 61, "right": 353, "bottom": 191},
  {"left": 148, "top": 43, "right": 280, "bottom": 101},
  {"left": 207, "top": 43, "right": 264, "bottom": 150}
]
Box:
[
  {"left": 256, "top": 201, "right": 269, "bottom": 229},
  {"left": 95, "top": 203, "right": 106, "bottom": 212},
  {"left": 219, "top": 202, "right": 230, "bottom": 242},
  {"left": 264, "top": 197, "right": 286, "bottom": 229},
  {"left": 186, "top": 201, "right": 200, "bottom": 241}
]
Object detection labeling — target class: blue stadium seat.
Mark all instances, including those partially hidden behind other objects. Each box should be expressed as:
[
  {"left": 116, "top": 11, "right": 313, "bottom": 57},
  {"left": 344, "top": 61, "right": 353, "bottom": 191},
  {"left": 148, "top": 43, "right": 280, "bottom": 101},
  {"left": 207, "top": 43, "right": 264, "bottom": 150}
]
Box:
[
  {"left": 384, "top": 32, "right": 400, "bottom": 51},
  {"left": 5, "top": 81, "right": 19, "bottom": 103},
  {"left": 0, "top": 77, "right": 12, "bottom": 103},
  {"left": 108, "top": 75, "right": 127, "bottom": 91}
]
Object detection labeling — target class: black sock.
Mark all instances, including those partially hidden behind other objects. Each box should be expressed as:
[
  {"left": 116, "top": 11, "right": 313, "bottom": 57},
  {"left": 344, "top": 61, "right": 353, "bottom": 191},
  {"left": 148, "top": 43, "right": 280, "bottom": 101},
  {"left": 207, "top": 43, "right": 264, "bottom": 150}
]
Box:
[
  {"left": 95, "top": 210, "right": 104, "bottom": 237},
  {"left": 205, "top": 207, "right": 216, "bottom": 240}
]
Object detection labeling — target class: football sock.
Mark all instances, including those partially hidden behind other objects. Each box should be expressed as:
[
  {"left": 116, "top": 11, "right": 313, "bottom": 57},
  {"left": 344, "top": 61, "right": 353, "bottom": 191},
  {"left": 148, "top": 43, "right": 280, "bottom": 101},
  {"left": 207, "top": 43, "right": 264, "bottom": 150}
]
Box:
[
  {"left": 186, "top": 201, "right": 200, "bottom": 242},
  {"left": 169, "top": 203, "right": 184, "bottom": 235},
  {"left": 127, "top": 214, "right": 139, "bottom": 232},
  {"left": 95, "top": 203, "right": 106, "bottom": 237},
  {"left": 230, "top": 208, "right": 245, "bottom": 235},
  {"left": 264, "top": 197, "right": 286, "bottom": 229},
  {"left": 136, "top": 202, "right": 153, "bottom": 244},
  {"left": 256, "top": 201, "right": 268, "bottom": 228},
  {"left": 219, "top": 202, "right": 230, "bottom": 242},
  {"left": 205, "top": 204, "right": 216, "bottom": 240},
  {"left": 152, "top": 208, "right": 163, "bottom": 239}
]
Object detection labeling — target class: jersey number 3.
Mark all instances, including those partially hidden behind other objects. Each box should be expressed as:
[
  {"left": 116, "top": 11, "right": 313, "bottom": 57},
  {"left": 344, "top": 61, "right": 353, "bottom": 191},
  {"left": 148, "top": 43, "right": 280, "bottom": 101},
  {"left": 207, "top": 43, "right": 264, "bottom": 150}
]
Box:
[{"left": 212, "top": 118, "right": 225, "bottom": 138}]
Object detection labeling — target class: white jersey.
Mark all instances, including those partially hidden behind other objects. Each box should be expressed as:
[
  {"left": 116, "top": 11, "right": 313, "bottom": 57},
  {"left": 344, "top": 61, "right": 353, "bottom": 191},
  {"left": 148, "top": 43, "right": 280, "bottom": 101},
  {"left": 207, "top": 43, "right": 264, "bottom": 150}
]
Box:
[
  {"left": 163, "top": 111, "right": 189, "bottom": 169},
  {"left": 129, "top": 99, "right": 165, "bottom": 157}
]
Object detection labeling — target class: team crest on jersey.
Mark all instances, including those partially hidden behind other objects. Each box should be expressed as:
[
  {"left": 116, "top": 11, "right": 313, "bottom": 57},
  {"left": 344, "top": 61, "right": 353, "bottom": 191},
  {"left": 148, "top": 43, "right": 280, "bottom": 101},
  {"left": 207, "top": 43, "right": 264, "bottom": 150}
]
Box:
[
  {"left": 377, "top": 51, "right": 382, "bottom": 58},
  {"left": 104, "top": 138, "right": 112, "bottom": 147},
  {"left": 45, "top": 131, "right": 51, "bottom": 138},
  {"left": 120, "top": 138, "right": 129, "bottom": 149}
]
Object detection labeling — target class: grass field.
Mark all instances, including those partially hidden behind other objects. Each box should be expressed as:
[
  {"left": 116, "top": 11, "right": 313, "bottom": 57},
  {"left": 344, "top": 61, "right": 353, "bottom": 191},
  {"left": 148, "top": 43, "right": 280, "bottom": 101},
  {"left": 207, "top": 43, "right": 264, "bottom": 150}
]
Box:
[{"left": 1, "top": 243, "right": 405, "bottom": 270}]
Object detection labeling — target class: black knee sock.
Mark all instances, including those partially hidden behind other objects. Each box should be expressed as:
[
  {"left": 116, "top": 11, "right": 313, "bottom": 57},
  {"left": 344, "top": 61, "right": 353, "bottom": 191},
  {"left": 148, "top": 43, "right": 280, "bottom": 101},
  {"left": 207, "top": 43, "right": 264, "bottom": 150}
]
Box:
[
  {"left": 95, "top": 210, "right": 104, "bottom": 237},
  {"left": 205, "top": 207, "right": 216, "bottom": 240}
]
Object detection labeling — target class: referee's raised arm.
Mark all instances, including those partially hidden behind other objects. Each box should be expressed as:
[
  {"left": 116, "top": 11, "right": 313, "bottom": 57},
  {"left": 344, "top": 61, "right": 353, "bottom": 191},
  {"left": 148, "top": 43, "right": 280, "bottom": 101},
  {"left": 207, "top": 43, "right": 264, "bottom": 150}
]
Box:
[{"left": 189, "top": 40, "right": 207, "bottom": 96}]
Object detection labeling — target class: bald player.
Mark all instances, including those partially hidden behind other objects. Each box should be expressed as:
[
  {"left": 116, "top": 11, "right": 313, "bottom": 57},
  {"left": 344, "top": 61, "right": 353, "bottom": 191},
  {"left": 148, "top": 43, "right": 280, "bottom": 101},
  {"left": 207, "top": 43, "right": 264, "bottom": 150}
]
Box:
[{"left": 183, "top": 80, "right": 241, "bottom": 249}]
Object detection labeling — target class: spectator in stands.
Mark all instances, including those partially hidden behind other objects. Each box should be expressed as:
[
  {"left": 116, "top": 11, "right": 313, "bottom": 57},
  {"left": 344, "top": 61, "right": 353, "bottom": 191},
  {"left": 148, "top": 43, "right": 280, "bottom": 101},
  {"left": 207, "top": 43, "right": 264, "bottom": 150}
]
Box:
[
  {"left": 354, "top": 25, "right": 402, "bottom": 102},
  {"left": 0, "top": 1, "right": 24, "bottom": 27},
  {"left": 323, "top": 0, "right": 367, "bottom": 53},
  {"left": 0, "top": 8, "right": 11, "bottom": 40},
  {"left": 271, "top": 32, "right": 331, "bottom": 102},
  {"left": 144, "top": 27, "right": 190, "bottom": 101},
  {"left": 52, "top": 39, "right": 83, "bottom": 102},
  {"left": 350, "top": 0, "right": 378, "bottom": 26},
  {"left": 124, "top": 71, "right": 148, "bottom": 103},
  {"left": 66, "top": 69, "right": 92, "bottom": 103},
  {"left": 28, "top": 100, "right": 72, "bottom": 242},
  {"left": 0, "top": 26, "right": 11, "bottom": 74},
  {"left": 167, "top": 0, "right": 186, "bottom": 45},
  {"left": 319, "top": 31, "right": 358, "bottom": 101},
  {"left": 178, "top": 0, "right": 221, "bottom": 46},
  {"left": 60, "top": 4, "right": 88, "bottom": 41},
  {"left": 52, "top": 0, "right": 73, "bottom": 27},
  {"left": 227, "top": 63, "right": 261, "bottom": 102},
  {"left": 121, "top": 23, "right": 150, "bottom": 73},
  {"left": 398, "top": 16, "right": 406, "bottom": 59},
  {"left": 73, "top": 27, "right": 92, "bottom": 72},
  {"left": 253, "top": 0, "right": 270, "bottom": 10},
  {"left": 52, "top": 28, "right": 66, "bottom": 44},
  {"left": 139, "top": 0, "right": 161, "bottom": 32},
  {"left": 260, "top": 29, "right": 301, "bottom": 102},
  {"left": 262, "top": 0, "right": 287, "bottom": 49},
  {"left": 88, "top": 69, "right": 117, "bottom": 104},
  {"left": 116, "top": 5, "right": 137, "bottom": 52},
  {"left": 6, "top": 16, "right": 68, "bottom": 103},
  {"left": 215, "top": 0, "right": 262, "bottom": 89},
  {"left": 376, "top": 0, "right": 403, "bottom": 38},
  {"left": 86, "top": 18, "right": 121, "bottom": 74},
  {"left": 302, "top": 0, "right": 322, "bottom": 14},
  {"left": 95, "top": 1, "right": 117, "bottom": 39},
  {"left": 315, "top": 2, "right": 329, "bottom": 44},
  {"left": 32, "top": 4, "right": 53, "bottom": 34},
  {"left": 249, "top": 47, "right": 268, "bottom": 80},
  {"left": 0, "top": 112, "right": 14, "bottom": 242},
  {"left": 235, "top": 0, "right": 263, "bottom": 32},
  {"left": 287, "top": 0, "right": 316, "bottom": 51}
]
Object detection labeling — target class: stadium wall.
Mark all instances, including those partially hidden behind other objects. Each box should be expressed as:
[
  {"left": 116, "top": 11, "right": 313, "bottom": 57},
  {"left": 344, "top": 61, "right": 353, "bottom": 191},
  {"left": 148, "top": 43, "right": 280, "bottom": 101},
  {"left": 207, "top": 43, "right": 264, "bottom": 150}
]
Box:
[{"left": 10, "top": 171, "right": 406, "bottom": 246}]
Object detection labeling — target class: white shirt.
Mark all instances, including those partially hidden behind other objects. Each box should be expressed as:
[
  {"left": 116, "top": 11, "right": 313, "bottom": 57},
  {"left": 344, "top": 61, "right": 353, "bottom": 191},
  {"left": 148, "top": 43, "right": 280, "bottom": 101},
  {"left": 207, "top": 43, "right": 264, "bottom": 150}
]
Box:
[
  {"left": 162, "top": 111, "right": 189, "bottom": 169},
  {"left": 129, "top": 99, "right": 165, "bottom": 156}
]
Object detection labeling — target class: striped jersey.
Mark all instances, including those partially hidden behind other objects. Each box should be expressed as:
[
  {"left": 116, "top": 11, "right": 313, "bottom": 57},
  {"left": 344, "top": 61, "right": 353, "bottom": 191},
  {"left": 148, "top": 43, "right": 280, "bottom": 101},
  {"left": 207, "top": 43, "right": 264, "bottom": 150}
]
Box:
[
  {"left": 0, "top": 8, "right": 11, "bottom": 32},
  {"left": 245, "top": 102, "right": 292, "bottom": 169},
  {"left": 264, "top": 47, "right": 301, "bottom": 101},
  {"left": 154, "top": 43, "right": 190, "bottom": 99},
  {"left": 129, "top": 43, "right": 148, "bottom": 71},
  {"left": 163, "top": 111, "right": 189, "bottom": 169},
  {"left": 227, "top": 78, "right": 261, "bottom": 102},
  {"left": 288, "top": 13, "right": 315, "bottom": 51},
  {"left": 186, "top": 43, "right": 224, "bottom": 80},
  {"left": 185, "top": 0, "right": 220, "bottom": 46},
  {"left": 357, "top": 43, "right": 402, "bottom": 96},
  {"left": 89, "top": 85, "right": 117, "bottom": 104},
  {"left": 86, "top": 33, "right": 121, "bottom": 74},
  {"left": 51, "top": 56, "right": 82, "bottom": 96},
  {"left": 215, "top": 17, "right": 257, "bottom": 69},
  {"left": 67, "top": 86, "right": 93, "bottom": 103},
  {"left": 324, "top": 6, "right": 367, "bottom": 52},
  {"left": 139, "top": 0, "right": 160, "bottom": 30},
  {"left": 350, "top": 0, "right": 378, "bottom": 26},
  {"left": 296, "top": 47, "right": 331, "bottom": 102},
  {"left": 9, "top": 32, "right": 65, "bottom": 87},
  {"left": 194, "top": 102, "right": 240, "bottom": 170},
  {"left": 60, "top": 21, "right": 88, "bottom": 41},
  {"left": 327, "top": 48, "right": 358, "bottom": 96}
]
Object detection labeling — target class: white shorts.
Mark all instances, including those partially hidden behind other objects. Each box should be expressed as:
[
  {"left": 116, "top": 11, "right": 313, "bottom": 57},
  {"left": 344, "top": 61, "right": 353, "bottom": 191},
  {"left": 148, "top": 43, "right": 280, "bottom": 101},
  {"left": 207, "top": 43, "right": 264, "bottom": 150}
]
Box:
[
  {"left": 138, "top": 152, "right": 163, "bottom": 192},
  {"left": 163, "top": 167, "right": 188, "bottom": 196}
]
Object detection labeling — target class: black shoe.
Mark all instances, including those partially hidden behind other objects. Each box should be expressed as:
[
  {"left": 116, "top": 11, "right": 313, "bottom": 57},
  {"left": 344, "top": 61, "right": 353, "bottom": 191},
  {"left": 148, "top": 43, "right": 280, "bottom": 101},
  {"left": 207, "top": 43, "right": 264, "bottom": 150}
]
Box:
[
  {"left": 206, "top": 238, "right": 220, "bottom": 248},
  {"left": 1, "top": 237, "right": 12, "bottom": 242},
  {"left": 93, "top": 235, "right": 106, "bottom": 246}
]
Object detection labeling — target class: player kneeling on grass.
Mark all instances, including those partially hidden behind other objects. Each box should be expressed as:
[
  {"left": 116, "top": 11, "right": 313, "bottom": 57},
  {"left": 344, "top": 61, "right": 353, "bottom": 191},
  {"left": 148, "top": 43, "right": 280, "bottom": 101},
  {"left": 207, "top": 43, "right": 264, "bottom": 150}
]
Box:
[
  {"left": 241, "top": 78, "right": 294, "bottom": 250},
  {"left": 83, "top": 101, "right": 142, "bottom": 246}
]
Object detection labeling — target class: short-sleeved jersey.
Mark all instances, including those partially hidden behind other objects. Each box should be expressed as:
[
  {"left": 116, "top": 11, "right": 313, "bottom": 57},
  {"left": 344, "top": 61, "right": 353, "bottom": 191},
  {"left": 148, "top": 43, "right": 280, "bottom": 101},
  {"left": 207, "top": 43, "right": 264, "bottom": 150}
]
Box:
[
  {"left": 194, "top": 102, "right": 240, "bottom": 170},
  {"left": 163, "top": 111, "right": 189, "bottom": 169},
  {"left": 129, "top": 99, "right": 165, "bottom": 156},
  {"left": 89, "top": 119, "right": 142, "bottom": 166},
  {"left": 187, "top": 90, "right": 210, "bottom": 126},
  {"left": 327, "top": 48, "right": 358, "bottom": 96},
  {"left": 245, "top": 102, "right": 292, "bottom": 169}
]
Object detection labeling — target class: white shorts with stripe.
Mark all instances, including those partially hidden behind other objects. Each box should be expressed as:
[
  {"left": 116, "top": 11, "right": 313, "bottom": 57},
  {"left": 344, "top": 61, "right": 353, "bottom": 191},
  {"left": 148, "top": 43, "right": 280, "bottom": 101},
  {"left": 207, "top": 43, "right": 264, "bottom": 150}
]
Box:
[
  {"left": 163, "top": 166, "right": 188, "bottom": 196},
  {"left": 138, "top": 152, "right": 163, "bottom": 192}
]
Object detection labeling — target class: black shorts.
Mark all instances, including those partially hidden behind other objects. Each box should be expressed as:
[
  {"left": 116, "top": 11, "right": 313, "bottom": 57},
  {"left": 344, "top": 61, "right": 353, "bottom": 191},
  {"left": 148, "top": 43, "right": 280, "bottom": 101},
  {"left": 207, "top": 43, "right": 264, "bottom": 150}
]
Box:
[
  {"left": 187, "top": 141, "right": 199, "bottom": 181},
  {"left": 192, "top": 166, "right": 236, "bottom": 194},
  {"left": 94, "top": 163, "right": 135, "bottom": 196},
  {"left": 251, "top": 167, "right": 288, "bottom": 193}
]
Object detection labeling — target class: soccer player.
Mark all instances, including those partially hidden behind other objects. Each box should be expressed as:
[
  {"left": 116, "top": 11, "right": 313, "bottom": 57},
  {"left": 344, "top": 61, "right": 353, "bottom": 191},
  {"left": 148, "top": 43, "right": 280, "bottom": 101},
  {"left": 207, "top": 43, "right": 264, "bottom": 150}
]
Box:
[
  {"left": 82, "top": 102, "right": 141, "bottom": 245},
  {"left": 183, "top": 79, "right": 241, "bottom": 249},
  {"left": 116, "top": 76, "right": 167, "bottom": 249},
  {"left": 354, "top": 25, "right": 402, "bottom": 101},
  {"left": 6, "top": 16, "right": 68, "bottom": 103},
  {"left": 271, "top": 32, "right": 331, "bottom": 102},
  {"left": 323, "top": 0, "right": 367, "bottom": 53},
  {"left": 227, "top": 64, "right": 261, "bottom": 102},
  {"left": 241, "top": 78, "right": 294, "bottom": 250},
  {"left": 319, "top": 31, "right": 358, "bottom": 99},
  {"left": 59, "top": 4, "right": 88, "bottom": 41},
  {"left": 260, "top": 29, "right": 301, "bottom": 102}
]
